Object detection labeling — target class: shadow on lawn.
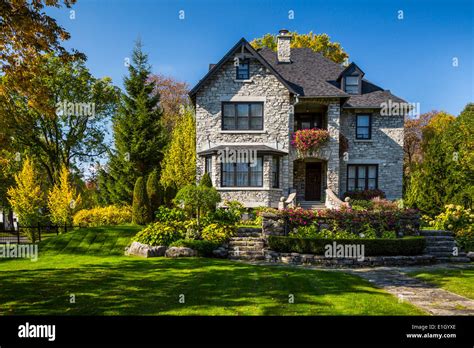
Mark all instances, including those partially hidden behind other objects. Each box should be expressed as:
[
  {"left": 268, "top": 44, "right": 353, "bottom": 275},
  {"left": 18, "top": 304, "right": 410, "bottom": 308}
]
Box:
[{"left": 0, "top": 258, "right": 393, "bottom": 316}]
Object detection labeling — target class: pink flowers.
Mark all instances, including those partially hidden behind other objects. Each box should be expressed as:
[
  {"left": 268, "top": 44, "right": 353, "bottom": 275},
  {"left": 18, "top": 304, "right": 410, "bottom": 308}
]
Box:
[{"left": 291, "top": 128, "right": 330, "bottom": 152}]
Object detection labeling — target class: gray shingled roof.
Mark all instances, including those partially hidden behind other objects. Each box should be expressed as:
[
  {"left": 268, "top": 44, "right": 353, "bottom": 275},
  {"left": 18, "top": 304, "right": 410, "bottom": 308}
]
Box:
[{"left": 258, "top": 47, "right": 406, "bottom": 107}]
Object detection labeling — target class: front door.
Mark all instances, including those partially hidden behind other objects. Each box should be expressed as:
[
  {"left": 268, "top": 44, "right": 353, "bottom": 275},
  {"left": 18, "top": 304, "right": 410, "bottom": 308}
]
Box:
[{"left": 305, "top": 162, "right": 322, "bottom": 201}]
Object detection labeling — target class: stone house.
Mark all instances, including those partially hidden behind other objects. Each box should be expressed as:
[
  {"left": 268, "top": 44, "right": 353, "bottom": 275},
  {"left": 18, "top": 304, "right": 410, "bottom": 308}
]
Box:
[{"left": 189, "top": 30, "right": 407, "bottom": 209}]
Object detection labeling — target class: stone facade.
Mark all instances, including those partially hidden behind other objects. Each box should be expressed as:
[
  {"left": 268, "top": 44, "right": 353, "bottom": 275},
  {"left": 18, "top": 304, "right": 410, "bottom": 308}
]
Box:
[
  {"left": 339, "top": 109, "right": 404, "bottom": 199},
  {"left": 194, "top": 49, "right": 404, "bottom": 207}
]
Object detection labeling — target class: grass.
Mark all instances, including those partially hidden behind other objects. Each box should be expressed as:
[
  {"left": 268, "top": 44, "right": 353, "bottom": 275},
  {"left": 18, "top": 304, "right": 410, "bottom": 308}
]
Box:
[
  {"left": 0, "top": 225, "right": 426, "bottom": 315},
  {"left": 408, "top": 268, "right": 474, "bottom": 300}
]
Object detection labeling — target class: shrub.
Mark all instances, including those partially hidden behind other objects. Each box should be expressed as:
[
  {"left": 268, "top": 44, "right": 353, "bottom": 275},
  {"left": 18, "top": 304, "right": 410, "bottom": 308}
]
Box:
[
  {"left": 73, "top": 205, "right": 132, "bottom": 226},
  {"left": 343, "top": 189, "right": 386, "bottom": 200},
  {"left": 351, "top": 199, "right": 374, "bottom": 211},
  {"left": 147, "top": 170, "right": 163, "bottom": 215},
  {"left": 155, "top": 206, "right": 187, "bottom": 223},
  {"left": 429, "top": 204, "right": 473, "bottom": 251},
  {"left": 371, "top": 197, "right": 399, "bottom": 211},
  {"left": 201, "top": 223, "right": 236, "bottom": 244},
  {"left": 169, "top": 239, "right": 219, "bottom": 257},
  {"left": 174, "top": 185, "right": 221, "bottom": 223},
  {"left": 281, "top": 207, "right": 317, "bottom": 227},
  {"left": 268, "top": 236, "right": 425, "bottom": 256},
  {"left": 133, "top": 221, "right": 186, "bottom": 246},
  {"left": 199, "top": 173, "right": 213, "bottom": 187},
  {"left": 132, "top": 177, "right": 151, "bottom": 225}
]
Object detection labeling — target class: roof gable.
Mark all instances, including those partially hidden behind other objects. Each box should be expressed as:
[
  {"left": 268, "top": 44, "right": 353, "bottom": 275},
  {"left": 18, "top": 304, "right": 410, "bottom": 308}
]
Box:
[
  {"left": 189, "top": 38, "right": 298, "bottom": 99},
  {"left": 337, "top": 62, "right": 365, "bottom": 80}
]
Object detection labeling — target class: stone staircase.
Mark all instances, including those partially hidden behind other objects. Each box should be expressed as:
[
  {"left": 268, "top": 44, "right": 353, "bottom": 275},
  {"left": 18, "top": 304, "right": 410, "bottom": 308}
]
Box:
[
  {"left": 228, "top": 227, "right": 265, "bottom": 261},
  {"left": 298, "top": 201, "right": 326, "bottom": 210},
  {"left": 420, "top": 230, "right": 471, "bottom": 263}
]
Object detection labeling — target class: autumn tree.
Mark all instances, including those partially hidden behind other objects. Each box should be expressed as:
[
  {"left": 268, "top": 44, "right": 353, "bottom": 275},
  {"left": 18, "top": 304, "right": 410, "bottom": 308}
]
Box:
[
  {"left": 251, "top": 31, "right": 348, "bottom": 64},
  {"left": 48, "top": 165, "right": 82, "bottom": 227},
  {"left": 0, "top": 54, "right": 119, "bottom": 185},
  {"left": 0, "top": 0, "right": 84, "bottom": 116},
  {"left": 160, "top": 106, "right": 196, "bottom": 191},
  {"left": 7, "top": 157, "right": 44, "bottom": 241},
  {"left": 148, "top": 74, "right": 190, "bottom": 134}
]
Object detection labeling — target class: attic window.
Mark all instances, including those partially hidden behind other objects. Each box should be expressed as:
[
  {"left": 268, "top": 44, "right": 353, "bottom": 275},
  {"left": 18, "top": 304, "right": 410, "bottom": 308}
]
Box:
[
  {"left": 344, "top": 76, "right": 359, "bottom": 94},
  {"left": 236, "top": 59, "right": 249, "bottom": 80}
]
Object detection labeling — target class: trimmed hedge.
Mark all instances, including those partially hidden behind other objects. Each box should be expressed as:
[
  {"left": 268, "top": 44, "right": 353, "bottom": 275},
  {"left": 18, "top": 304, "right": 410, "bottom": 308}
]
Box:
[{"left": 268, "top": 236, "right": 425, "bottom": 256}]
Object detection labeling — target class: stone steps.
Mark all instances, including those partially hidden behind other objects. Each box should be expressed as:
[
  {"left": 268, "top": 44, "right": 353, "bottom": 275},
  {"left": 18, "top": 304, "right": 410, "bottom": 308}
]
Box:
[
  {"left": 236, "top": 227, "right": 263, "bottom": 238},
  {"left": 421, "top": 230, "right": 471, "bottom": 264},
  {"left": 228, "top": 230, "right": 265, "bottom": 260},
  {"left": 298, "top": 201, "right": 326, "bottom": 210}
]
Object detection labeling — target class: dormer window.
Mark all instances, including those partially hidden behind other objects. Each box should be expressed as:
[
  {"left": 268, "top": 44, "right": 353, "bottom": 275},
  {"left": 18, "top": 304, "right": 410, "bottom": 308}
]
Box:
[
  {"left": 236, "top": 59, "right": 249, "bottom": 80},
  {"left": 345, "top": 76, "right": 359, "bottom": 94}
]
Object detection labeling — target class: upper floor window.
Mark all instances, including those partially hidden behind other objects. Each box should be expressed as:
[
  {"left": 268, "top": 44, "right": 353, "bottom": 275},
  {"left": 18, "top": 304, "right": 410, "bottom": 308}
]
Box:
[
  {"left": 236, "top": 59, "right": 249, "bottom": 80},
  {"left": 344, "top": 76, "right": 359, "bottom": 94},
  {"left": 356, "top": 114, "right": 371, "bottom": 139},
  {"left": 296, "top": 114, "right": 323, "bottom": 130},
  {"left": 222, "top": 102, "right": 263, "bottom": 130}
]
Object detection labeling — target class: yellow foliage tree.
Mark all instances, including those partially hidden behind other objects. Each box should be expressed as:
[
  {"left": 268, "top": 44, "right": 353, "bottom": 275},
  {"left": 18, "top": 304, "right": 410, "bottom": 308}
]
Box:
[
  {"left": 7, "top": 157, "right": 44, "bottom": 241},
  {"left": 160, "top": 106, "right": 196, "bottom": 190},
  {"left": 48, "top": 165, "right": 81, "bottom": 227}
]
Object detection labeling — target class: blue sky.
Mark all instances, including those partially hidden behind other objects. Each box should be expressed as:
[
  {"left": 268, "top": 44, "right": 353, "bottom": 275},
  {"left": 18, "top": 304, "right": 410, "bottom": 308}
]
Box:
[{"left": 48, "top": 0, "right": 473, "bottom": 115}]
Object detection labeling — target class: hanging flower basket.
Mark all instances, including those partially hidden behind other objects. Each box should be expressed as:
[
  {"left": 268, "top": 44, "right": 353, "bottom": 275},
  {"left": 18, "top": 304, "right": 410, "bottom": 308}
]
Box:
[{"left": 291, "top": 128, "right": 330, "bottom": 156}]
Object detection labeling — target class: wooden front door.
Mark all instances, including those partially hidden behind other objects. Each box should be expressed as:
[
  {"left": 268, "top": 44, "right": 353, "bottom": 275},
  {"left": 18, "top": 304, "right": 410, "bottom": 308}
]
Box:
[{"left": 305, "top": 162, "right": 322, "bottom": 201}]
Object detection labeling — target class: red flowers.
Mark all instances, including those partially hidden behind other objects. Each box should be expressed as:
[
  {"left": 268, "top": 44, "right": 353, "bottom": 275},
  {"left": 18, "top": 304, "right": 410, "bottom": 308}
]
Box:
[{"left": 291, "top": 128, "right": 330, "bottom": 153}]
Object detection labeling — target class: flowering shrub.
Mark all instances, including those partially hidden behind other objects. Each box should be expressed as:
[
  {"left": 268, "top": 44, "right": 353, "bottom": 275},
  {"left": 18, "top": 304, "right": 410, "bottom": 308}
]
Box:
[
  {"left": 350, "top": 197, "right": 398, "bottom": 211},
  {"left": 279, "top": 207, "right": 420, "bottom": 236},
  {"left": 133, "top": 221, "right": 187, "bottom": 246},
  {"left": 73, "top": 205, "right": 132, "bottom": 227},
  {"left": 429, "top": 205, "right": 473, "bottom": 250},
  {"left": 291, "top": 128, "right": 330, "bottom": 153},
  {"left": 281, "top": 207, "right": 318, "bottom": 227},
  {"left": 201, "top": 223, "right": 236, "bottom": 244},
  {"left": 343, "top": 189, "right": 386, "bottom": 200}
]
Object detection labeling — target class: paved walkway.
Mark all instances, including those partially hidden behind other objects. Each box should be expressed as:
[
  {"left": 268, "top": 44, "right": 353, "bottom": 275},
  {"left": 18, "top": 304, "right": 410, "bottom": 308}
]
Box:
[{"left": 346, "top": 265, "right": 474, "bottom": 316}]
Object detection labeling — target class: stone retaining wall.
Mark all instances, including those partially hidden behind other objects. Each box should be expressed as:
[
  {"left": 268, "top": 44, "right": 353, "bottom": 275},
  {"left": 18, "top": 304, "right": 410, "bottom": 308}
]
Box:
[{"left": 264, "top": 250, "right": 435, "bottom": 267}]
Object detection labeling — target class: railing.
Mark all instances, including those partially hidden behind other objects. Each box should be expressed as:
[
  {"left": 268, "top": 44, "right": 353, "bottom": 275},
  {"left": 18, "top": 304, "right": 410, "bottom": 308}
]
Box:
[
  {"left": 0, "top": 223, "right": 82, "bottom": 244},
  {"left": 325, "top": 189, "right": 349, "bottom": 210}
]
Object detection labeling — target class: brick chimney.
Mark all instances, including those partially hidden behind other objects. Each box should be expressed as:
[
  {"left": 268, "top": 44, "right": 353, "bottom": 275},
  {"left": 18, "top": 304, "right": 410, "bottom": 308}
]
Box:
[{"left": 277, "top": 29, "right": 291, "bottom": 63}]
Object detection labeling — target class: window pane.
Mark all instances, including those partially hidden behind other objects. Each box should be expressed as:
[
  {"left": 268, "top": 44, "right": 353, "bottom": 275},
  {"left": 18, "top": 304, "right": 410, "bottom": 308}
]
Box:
[
  {"left": 357, "top": 115, "right": 370, "bottom": 127},
  {"left": 368, "top": 179, "right": 376, "bottom": 189},
  {"left": 222, "top": 163, "right": 234, "bottom": 187},
  {"left": 348, "top": 166, "right": 356, "bottom": 179},
  {"left": 368, "top": 166, "right": 377, "bottom": 179},
  {"left": 223, "top": 117, "right": 235, "bottom": 130},
  {"left": 358, "top": 166, "right": 366, "bottom": 178},
  {"left": 357, "top": 127, "right": 369, "bottom": 139},
  {"left": 250, "top": 103, "right": 263, "bottom": 117},
  {"left": 236, "top": 60, "right": 249, "bottom": 79},
  {"left": 346, "top": 76, "right": 358, "bottom": 85},
  {"left": 250, "top": 117, "right": 262, "bottom": 130},
  {"left": 223, "top": 104, "right": 235, "bottom": 117},
  {"left": 237, "top": 104, "right": 249, "bottom": 117},
  {"left": 348, "top": 179, "right": 356, "bottom": 191},
  {"left": 272, "top": 156, "right": 279, "bottom": 188},
  {"left": 237, "top": 117, "right": 248, "bottom": 129},
  {"left": 236, "top": 163, "right": 249, "bottom": 186},
  {"left": 205, "top": 157, "right": 212, "bottom": 175},
  {"left": 250, "top": 158, "right": 263, "bottom": 187},
  {"left": 345, "top": 85, "right": 358, "bottom": 94},
  {"left": 357, "top": 179, "right": 366, "bottom": 190}
]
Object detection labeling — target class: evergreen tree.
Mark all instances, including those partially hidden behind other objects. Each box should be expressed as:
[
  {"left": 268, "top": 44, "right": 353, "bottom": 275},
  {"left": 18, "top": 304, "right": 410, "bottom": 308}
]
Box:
[
  {"left": 132, "top": 176, "right": 151, "bottom": 225},
  {"left": 146, "top": 169, "right": 162, "bottom": 218},
  {"left": 199, "top": 172, "right": 212, "bottom": 187},
  {"left": 104, "top": 40, "right": 166, "bottom": 204}
]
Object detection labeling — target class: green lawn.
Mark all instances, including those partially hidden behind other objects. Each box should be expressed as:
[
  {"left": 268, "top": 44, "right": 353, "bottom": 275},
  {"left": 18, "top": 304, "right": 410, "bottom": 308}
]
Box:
[
  {"left": 0, "top": 226, "right": 426, "bottom": 315},
  {"left": 408, "top": 268, "right": 474, "bottom": 300}
]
